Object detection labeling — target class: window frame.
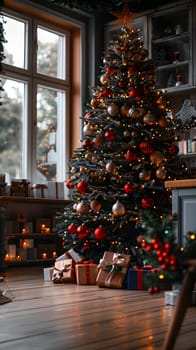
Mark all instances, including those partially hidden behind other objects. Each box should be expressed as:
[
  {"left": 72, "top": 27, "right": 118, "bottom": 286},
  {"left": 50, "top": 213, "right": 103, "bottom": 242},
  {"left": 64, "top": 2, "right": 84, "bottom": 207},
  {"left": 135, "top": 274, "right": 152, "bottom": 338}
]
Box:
[{"left": 1, "top": 1, "right": 90, "bottom": 189}]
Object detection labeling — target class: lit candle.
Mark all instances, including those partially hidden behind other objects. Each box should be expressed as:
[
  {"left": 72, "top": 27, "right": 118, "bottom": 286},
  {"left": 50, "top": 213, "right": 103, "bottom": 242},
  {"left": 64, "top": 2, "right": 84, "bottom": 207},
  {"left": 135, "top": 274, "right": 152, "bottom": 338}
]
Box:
[
  {"left": 45, "top": 227, "right": 50, "bottom": 234},
  {"left": 5, "top": 253, "right": 10, "bottom": 261},
  {"left": 52, "top": 251, "right": 57, "bottom": 259},
  {"left": 42, "top": 252, "right": 47, "bottom": 259},
  {"left": 22, "top": 228, "right": 28, "bottom": 234},
  {"left": 23, "top": 241, "right": 28, "bottom": 248},
  {"left": 41, "top": 224, "right": 46, "bottom": 232}
]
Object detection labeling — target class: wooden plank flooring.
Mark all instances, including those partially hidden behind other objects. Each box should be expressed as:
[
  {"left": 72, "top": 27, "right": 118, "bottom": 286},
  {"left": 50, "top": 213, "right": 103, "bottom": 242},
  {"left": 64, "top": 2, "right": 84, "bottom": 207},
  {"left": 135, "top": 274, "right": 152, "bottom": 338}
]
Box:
[{"left": 0, "top": 266, "right": 195, "bottom": 350}]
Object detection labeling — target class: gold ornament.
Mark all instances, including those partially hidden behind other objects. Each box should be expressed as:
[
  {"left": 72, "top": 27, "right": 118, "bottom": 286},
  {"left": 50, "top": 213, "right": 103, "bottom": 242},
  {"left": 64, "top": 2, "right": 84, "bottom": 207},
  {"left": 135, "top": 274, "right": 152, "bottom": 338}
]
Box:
[
  {"left": 120, "top": 103, "right": 130, "bottom": 117},
  {"left": 83, "top": 124, "right": 94, "bottom": 136},
  {"left": 100, "top": 73, "right": 109, "bottom": 85},
  {"left": 143, "top": 112, "right": 156, "bottom": 125},
  {"left": 90, "top": 97, "right": 100, "bottom": 108},
  {"left": 112, "top": 200, "right": 126, "bottom": 216},
  {"left": 90, "top": 199, "right": 102, "bottom": 212},
  {"left": 156, "top": 166, "right": 167, "bottom": 179},
  {"left": 150, "top": 150, "right": 164, "bottom": 165}
]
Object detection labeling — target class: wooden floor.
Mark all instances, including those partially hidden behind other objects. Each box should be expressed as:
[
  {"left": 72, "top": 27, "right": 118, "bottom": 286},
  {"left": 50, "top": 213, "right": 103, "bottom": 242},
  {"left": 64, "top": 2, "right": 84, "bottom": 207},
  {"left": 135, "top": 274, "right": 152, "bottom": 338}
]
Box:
[{"left": 0, "top": 266, "right": 195, "bottom": 350}]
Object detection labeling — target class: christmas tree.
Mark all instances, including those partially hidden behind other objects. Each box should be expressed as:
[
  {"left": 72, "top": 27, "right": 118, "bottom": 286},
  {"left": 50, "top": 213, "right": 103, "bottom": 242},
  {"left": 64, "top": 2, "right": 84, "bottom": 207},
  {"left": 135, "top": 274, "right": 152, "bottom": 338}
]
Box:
[{"left": 56, "top": 12, "right": 190, "bottom": 286}]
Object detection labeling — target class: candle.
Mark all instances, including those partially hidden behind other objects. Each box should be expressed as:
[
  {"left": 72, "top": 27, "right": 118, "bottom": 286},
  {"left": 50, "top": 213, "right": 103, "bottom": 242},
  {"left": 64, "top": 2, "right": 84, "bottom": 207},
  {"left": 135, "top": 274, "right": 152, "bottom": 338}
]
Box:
[
  {"left": 41, "top": 224, "right": 46, "bottom": 232},
  {"left": 42, "top": 252, "right": 47, "bottom": 259},
  {"left": 5, "top": 253, "right": 10, "bottom": 261},
  {"left": 45, "top": 227, "right": 50, "bottom": 234},
  {"left": 52, "top": 251, "right": 57, "bottom": 259},
  {"left": 22, "top": 227, "right": 28, "bottom": 234},
  {"left": 23, "top": 241, "right": 28, "bottom": 248}
]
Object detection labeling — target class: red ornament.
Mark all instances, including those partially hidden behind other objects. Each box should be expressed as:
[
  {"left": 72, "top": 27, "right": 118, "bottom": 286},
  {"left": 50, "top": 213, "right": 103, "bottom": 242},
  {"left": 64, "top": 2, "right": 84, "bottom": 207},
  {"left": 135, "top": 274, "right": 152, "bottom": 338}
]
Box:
[
  {"left": 77, "top": 225, "right": 91, "bottom": 239},
  {"left": 104, "top": 129, "right": 116, "bottom": 142},
  {"left": 84, "top": 111, "right": 92, "bottom": 118},
  {"left": 67, "top": 223, "right": 77, "bottom": 234},
  {"left": 141, "top": 197, "right": 154, "bottom": 208},
  {"left": 83, "top": 241, "right": 90, "bottom": 250},
  {"left": 125, "top": 150, "right": 137, "bottom": 162},
  {"left": 128, "top": 65, "right": 137, "bottom": 74},
  {"left": 129, "top": 88, "right": 141, "bottom": 99},
  {"left": 82, "top": 139, "right": 94, "bottom": 151},
  {"left": 168, "top": 144, "right": 179, "bottom": 155},
  {"left": 100, "top": 88, "right": 113, "bottom": 98},
  {"left": 124, "top": 182, "right": 134, "bottom": 194},
  {"left": 106, "top": 66, "right": 115, "bottom": 74},
  {"left": 118, "top": 80, "right": 126, "bottom": 88},
  {"left": 164, "top": 242, "right": 172, "bottom": 251},
  {"left": 94, "top": 226, "right": 107, "bottom": 240},
  {"left": 77, "top": 180, "right": 88, "bottom": 194},
  {"left": 139, "top": 140, "right": 154, "bottom": 154},
  {"left": 65, "top": 178, "right": 74, "bottom": 189}
]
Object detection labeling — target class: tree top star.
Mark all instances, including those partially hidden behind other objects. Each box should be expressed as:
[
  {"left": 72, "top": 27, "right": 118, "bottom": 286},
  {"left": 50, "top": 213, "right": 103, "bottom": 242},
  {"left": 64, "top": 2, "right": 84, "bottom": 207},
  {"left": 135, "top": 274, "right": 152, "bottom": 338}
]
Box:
[{"left": 111, "top": 2, "right": 138, "bottom": 29}]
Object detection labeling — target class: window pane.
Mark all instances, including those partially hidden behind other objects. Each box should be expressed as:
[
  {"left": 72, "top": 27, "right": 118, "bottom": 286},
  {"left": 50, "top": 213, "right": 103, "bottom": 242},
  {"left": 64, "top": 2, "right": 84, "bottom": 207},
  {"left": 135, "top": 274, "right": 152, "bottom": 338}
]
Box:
[
  {"left": 3, "top": 15, "right": 27, "bottom": 69},
  {"left": 37, "top": 27, "right": 65, "bottom": 79},
  {"left": 36, "top": 85, "right": 65, "bottom": 182},
  {"left": 0, "top": 79, "right": 24, "bottom": 180}
]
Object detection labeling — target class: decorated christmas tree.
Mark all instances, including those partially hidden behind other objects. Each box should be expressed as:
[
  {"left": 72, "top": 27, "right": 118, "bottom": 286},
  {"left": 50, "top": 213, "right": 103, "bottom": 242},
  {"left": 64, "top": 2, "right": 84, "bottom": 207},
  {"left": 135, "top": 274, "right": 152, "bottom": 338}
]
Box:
[{"left": 56, "top": 7, "right": 190, "bottom": 288}]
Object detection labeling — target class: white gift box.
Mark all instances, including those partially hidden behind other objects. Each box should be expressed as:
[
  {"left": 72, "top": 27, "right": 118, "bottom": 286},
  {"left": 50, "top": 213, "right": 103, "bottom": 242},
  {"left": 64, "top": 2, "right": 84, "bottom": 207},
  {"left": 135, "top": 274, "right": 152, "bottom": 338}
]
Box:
[
  {"left": 43, "top": 267, "right": 54, "bottom": 281},
  {"left": 165, "top": 289, "right": 196, "bottom": 306},
  {"left": 47, "top": 181, "right": 65, "bottom": 199},
  {"left": 66, "top": 248, "right": 84, "bottom": 263}
]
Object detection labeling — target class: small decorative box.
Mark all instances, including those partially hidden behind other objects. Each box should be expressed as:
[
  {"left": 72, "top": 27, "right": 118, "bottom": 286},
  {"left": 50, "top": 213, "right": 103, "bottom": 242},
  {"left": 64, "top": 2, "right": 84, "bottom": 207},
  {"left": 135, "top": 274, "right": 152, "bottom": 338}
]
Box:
[
  {"left": 75, "top": 263, "right": 98, "bottom": 285},
  {"left": 52, "top": 259, "right": 75, "bottom": 283},
  {"left": 96, "top": 251, "right": 131, "bottom": 289},
  {"left": 66, "top": 248, "right": 84, "bottom": 263},
  {"left": 43, "top": 267, "right": 54, "bottom": 281},
  {"left": 164, "top": 289, "right": 196, "bottom": 306},
  {"left": 127, "top": 268, "right": 149, "bottom": 290}
]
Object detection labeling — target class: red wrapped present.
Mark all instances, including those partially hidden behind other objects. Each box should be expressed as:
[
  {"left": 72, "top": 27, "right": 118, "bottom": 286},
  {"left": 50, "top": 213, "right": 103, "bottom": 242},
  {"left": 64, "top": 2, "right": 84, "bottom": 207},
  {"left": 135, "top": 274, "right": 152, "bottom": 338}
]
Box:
[
  {"left": 52, "top": 259, "right": 75, "bottom": 283},
  {"left": 96, "top": 251, "right": 131, "bottom": 289},
  {"left": 75, "top": 262, "right": 98, "bottom": 285}
]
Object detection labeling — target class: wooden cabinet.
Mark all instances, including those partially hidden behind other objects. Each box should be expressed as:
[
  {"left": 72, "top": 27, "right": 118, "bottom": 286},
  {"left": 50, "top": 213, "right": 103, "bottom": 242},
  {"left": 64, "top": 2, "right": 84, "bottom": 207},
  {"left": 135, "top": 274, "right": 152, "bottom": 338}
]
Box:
[
  {"left": 149, "top": 1, "right": 192, "bottom": 91},
  {"left": 165, "top": 179, "right": 196, "bottom": 245},
  {"left": 0, "top": 196, "right": 70, "bottom": 269}
]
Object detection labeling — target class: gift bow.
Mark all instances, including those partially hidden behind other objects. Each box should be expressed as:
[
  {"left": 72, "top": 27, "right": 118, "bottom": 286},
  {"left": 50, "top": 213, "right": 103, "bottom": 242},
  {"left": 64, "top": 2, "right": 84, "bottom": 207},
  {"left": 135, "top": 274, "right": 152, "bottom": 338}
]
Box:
[
  {"left": 55, "top": 263, "right": 72, "bottom": 274},
  {"left": 99, "top": 253, "right": 126, "bottom": 287}
]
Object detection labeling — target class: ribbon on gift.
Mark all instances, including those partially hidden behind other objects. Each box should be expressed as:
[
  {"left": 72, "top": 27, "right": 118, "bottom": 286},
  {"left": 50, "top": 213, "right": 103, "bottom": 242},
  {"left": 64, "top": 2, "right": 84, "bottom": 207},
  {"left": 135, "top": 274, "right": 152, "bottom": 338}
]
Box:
[
  {"left": 98, "top": 253, "right": 125, "bottom": 288},
  {"left": 53, "top": 263, "right": 72, "bottom": 278}
]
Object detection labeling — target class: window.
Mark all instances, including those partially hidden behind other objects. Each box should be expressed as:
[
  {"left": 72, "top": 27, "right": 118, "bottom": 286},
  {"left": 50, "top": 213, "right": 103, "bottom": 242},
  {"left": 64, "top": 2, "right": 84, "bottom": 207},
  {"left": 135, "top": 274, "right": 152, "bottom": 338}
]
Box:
[{"left": 0, "top": 8, "right": 71, "bottom": 185}]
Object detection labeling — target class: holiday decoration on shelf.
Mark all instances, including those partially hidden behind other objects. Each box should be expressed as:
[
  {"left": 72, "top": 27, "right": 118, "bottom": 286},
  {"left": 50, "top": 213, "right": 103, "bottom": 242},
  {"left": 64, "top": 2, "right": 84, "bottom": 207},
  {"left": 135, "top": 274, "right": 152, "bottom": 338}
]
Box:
[{"left": 56, "top": 5, "right": 190, "bottom": 283}]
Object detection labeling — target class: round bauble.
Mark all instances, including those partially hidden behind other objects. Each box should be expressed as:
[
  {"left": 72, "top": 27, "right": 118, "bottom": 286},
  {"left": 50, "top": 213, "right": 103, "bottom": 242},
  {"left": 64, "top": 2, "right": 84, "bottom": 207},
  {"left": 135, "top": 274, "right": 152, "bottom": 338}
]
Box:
[
  {"left": 150, "top": 150, "right": 164, "bottom": 165},
  {"left": 77, "top": 180, "right": 88, "bottom": 194},
  {"left": 156, "top": 166, "right": 167, "bottom": 179},
  {"left": 67, "top": 223, "right": 77, "bottom": 234},
  {"left": 125, "top": 150, "right": 137, "bottom": 162},
  {"left": 90, "top": 199, "right": 102, "bottom": 212},
  {"left": 112, "top": 200, "right": 126, "bottom": 216},
  {"left": 139, "top": 169, "right": 151, "bottom": 181},
  {"left": 100, "top": 73, "right": 109, "bottom": 85},
  {"left": 83, "top": 124, "right": 94, "bottom": 136},
  {"left": 82, "top": 139, "right": 94, "bottom": 151},
  {"left": 77, "top": 224, "right": 91, "bottom": 238},
  {"left": 94, "top": 226, "right": 107, "bottom": 240},
  {"left": 104, "top": 129, "right": 116, "bottom": 142},
  {"left": 93, "top": 135, "right": 103, "bottom": 147},
  {"left": 106, "top": 161, "right": 116, "bottom": 173},
  {"left": 124, "top": 182, "right": 134, "bottom": 194},
  {"left": 120, "top": 103, "right": 130, "bottom": 117},
  {"left": 106, "top": 66, "right": 115, "bottom": 74},
  {"left": 139, "top": 140, "right": 154, "bottom": 154},
  {"left": 143, "top": 112, "right": 156, "bottom": 125},
  {"left": 65, "top": 178, "right": 74, "bottom": 189},
  {"left": 76, "top": 201, "right": 89, "bottom": 215},
  {"left": 107, "top": 103, "right": 119, "bottom": 117},
  {"left": 141, "top": 197, "right": 154, "bottom": 208}
]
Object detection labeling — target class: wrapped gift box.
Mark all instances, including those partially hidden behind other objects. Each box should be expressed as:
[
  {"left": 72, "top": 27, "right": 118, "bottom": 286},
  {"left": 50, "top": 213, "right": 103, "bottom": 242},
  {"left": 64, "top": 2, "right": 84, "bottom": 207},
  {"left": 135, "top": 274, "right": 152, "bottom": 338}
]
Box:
[
  {"left": 43, "top": 267, "right": 54, "bottom": 281},
  {"left": 127, "top": 268, "right": 149, "bottom": 290},
  {"left": 52, "top": 259, "right": 75, "bottom": 283},
  {"left": 96, "top": 251, "right": 131, "bottom": 289},
  {"left": 75, "top": 263, "right": 98, "bottom": 285},
  {"left": 66, "top": 248, "right": 84, "bottom": 263},
  {"left": 47, "top": 181, "right": 65, "bottom": 199},
  {"left": 165, "top": 289, "right": 196, "bottom": 306}
]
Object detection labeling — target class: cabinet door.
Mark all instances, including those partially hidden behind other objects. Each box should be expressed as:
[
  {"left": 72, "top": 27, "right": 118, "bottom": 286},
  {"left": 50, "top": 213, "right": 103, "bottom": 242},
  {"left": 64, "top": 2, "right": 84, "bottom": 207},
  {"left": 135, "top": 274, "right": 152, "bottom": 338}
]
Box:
[
  {"left": 172, "top": 188, "right": 196, "bottom": 245},
  {"left": 150, "top": 2, "right": 192, "bottom": 91}
]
